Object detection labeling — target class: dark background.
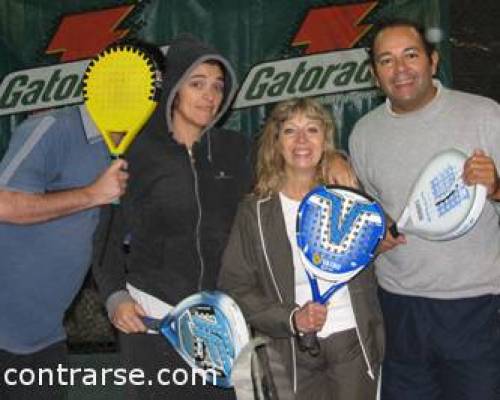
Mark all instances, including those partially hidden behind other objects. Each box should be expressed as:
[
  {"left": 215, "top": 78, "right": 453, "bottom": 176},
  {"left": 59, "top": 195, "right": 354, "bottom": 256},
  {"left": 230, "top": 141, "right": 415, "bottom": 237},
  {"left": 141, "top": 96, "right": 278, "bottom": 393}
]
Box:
[{"left": 451, "top": 0, "right": 500, "bottom": 102}]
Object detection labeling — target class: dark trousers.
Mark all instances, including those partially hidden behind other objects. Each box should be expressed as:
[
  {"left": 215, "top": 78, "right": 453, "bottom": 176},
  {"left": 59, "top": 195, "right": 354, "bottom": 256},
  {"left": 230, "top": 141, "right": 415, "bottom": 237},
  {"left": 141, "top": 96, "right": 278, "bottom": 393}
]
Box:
[
  {"left": 119, "top": 332, "right": 236, "bottom": 400},
  {"left": 295, "top": 328, "right": 378, "bottom": 400},
  {"left": 0, "top": 341, "right": 68, "bottom": 400},
  {"left": 379, "top": 288, "right": 500, "bottom": 400}
]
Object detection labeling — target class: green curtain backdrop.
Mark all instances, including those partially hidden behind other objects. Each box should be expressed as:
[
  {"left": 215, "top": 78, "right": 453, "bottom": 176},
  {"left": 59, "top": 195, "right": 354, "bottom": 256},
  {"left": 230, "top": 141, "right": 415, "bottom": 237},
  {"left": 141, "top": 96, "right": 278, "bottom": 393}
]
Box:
[{"left": 0, "top": 0, "right": 450, "bottom": 158}]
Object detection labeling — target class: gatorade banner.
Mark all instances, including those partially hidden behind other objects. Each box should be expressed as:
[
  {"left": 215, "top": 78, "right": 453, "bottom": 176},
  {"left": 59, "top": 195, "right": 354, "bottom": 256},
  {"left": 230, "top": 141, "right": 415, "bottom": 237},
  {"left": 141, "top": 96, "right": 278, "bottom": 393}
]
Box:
[{"left": 0, "top": 0, "right": 450, "bottom": 157}]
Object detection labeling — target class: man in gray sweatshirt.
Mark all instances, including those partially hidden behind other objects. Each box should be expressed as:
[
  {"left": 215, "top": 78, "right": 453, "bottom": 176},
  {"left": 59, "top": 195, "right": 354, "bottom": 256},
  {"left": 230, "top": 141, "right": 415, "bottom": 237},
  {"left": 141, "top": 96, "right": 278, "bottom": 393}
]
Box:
[{"left": 349, "top": 19, "right": 500, "bottom": 400}]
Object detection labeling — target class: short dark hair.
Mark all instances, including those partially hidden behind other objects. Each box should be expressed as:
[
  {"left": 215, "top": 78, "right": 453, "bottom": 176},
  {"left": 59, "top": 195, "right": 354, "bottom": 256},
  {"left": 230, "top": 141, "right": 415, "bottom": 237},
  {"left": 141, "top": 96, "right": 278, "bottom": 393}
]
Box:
[
  {"left": 367, "top": 18, "right": 436, "bottom": 67},
  {"left": 203, "top": 59, "right": 225, "bottom": 76}
]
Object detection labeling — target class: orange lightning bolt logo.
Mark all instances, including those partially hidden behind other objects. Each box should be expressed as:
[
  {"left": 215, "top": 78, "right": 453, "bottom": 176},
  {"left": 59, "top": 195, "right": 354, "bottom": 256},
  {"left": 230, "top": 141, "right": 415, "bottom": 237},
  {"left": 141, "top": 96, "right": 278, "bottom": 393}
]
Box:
[
  {"left": 293, "top": 2, "right": 378, "bottom": 54},
  {"left": 46, "top": 5, "right": 134, "bottom": 62}
]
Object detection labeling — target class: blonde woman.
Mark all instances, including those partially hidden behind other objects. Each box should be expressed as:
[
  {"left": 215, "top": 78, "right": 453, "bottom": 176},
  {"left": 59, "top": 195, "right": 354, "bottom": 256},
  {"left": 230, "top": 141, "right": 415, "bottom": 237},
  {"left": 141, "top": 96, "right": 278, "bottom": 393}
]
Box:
[{"left": 218, "top": 98, "right": 383, "bottom": 400}]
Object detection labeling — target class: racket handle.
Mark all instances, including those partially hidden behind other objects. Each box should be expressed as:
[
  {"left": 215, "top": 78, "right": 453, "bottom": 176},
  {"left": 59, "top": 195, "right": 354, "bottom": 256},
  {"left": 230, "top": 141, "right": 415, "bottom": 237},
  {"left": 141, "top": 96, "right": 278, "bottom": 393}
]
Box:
[
  {"left": 110, "top": 154, "right": 121, "bottom": 206},
  {"left": 298, "top": 333, "right": 320, "bottom": 357},
  {"left": 389, "top": 223, "right": 400, "bottom": 238},
  {"left": 141, "top": 316, "right": 161, "bottom": 332}
]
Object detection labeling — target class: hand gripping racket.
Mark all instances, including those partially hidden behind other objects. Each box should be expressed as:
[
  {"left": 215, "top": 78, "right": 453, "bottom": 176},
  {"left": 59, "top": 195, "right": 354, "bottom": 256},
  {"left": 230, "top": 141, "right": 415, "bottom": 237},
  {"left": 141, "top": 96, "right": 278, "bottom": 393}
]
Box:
[
  {"left": 82, "top": 43, "right": 162, "bottom": 157},
  {"left": 142, "top": 291, "right": 250, "bottom": 388},
  {"left": 390, "top": 149, "right": 487, "bottom": 241},
  {"left": 296, "top": 185, "right": 386, "bottom": 356}
]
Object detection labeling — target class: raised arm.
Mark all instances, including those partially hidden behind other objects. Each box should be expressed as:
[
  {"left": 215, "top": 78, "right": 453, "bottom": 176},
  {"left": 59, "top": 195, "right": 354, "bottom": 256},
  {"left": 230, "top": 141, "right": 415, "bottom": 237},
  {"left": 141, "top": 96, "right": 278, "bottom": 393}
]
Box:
[
  {"left": 0, "top": 159, "right": 128, "bottom": 224},
  {"left": 322, "top": 149, "right": 359, "bottom": 188}
]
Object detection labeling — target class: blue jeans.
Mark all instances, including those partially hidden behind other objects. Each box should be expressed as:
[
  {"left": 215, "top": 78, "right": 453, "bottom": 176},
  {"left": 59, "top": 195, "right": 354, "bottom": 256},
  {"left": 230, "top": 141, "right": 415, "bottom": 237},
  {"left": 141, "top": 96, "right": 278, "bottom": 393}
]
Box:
[{"left": 378, "top": 288, "right": 500, "bottom": 400}]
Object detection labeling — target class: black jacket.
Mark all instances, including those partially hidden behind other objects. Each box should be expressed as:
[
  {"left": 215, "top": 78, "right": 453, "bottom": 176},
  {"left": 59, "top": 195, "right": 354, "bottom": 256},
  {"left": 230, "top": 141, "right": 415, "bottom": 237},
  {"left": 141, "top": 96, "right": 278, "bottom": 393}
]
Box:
[{"left": 93, "top": 35, "right": 250, "bottom": 308}]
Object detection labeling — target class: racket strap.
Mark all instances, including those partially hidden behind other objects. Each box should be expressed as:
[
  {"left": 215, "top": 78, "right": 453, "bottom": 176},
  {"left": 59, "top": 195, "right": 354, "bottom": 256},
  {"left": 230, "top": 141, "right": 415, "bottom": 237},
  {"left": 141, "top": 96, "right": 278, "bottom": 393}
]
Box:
[{"left": 297, "top": 333, "right": 320, "bottom": 357}]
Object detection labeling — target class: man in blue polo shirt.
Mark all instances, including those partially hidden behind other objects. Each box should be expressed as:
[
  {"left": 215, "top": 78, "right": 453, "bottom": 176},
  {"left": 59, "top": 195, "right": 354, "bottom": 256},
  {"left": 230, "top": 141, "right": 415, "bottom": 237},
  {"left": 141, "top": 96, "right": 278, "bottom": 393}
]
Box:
[{"left": 0, "top": 105, "right": 128, "bottom": 399}]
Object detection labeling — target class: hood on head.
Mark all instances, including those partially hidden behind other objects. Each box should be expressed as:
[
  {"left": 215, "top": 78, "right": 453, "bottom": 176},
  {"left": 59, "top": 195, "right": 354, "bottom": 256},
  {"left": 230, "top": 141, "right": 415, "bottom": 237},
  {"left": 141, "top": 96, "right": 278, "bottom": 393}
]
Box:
[{"left": 158, "top": 33, "right": 237, "bottom": 135}]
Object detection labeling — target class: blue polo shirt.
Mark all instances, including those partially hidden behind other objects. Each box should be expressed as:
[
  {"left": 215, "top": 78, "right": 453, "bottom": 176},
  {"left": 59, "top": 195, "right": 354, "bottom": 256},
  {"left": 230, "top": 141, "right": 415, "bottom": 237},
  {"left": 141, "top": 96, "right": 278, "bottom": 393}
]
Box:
[{"left": 0, "top": 106, "right": 109, "bottom": 354}]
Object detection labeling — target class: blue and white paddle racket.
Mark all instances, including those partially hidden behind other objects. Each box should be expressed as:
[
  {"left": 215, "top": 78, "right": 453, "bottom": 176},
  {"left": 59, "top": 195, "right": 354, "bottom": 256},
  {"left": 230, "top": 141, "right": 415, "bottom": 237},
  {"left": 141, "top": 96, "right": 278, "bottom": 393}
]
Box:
[
  {"left": 143, "top": 291, "right": 250, "bottom": 388},
  {"left": 390, "top": 149, "right": 487, "bottom": 241},
  {"left": 296, "top": 185, "right": 386, "bottom": 355}
]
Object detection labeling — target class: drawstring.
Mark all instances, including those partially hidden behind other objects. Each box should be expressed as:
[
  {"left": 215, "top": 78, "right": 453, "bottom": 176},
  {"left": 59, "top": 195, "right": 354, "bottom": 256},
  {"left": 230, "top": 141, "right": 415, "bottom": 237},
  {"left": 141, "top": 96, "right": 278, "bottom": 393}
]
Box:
[{"left": 207, "top": 131, "right": 212, "bottom": 162}]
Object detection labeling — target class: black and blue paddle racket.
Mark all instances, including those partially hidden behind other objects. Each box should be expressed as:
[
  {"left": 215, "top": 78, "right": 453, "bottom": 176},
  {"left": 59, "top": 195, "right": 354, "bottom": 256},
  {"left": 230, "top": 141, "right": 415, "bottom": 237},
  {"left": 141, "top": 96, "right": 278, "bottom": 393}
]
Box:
[
  {"left": 142, "top": 291, "right": 249, "bottom": 388},
  {"left": 296, "top": 185, "right": 386, "bottom": 355}
]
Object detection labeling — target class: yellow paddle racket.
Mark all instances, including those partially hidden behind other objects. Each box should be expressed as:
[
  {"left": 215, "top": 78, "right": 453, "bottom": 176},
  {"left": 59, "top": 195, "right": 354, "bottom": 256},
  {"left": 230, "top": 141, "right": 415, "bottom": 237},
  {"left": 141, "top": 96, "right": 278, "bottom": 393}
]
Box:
[{"left": 82, "top": 43, "right": 162, "bottom": 157}]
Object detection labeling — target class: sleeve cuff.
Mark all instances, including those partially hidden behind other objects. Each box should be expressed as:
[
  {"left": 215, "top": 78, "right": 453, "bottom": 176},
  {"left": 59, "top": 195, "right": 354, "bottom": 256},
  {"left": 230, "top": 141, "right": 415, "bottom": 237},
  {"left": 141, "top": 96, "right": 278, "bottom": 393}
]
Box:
[
  {"left": 105, "top": 290, "right": 133, "bottom": 320},
  {"left": 289, "top": 306, "right": 301, "bottom": 335}
]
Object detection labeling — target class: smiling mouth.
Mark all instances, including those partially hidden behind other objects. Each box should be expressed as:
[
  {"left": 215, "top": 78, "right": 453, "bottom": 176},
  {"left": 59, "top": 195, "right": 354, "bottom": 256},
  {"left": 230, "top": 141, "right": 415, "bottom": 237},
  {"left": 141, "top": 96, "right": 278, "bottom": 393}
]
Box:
[
  {"left": 393, "top": 75, "right": 416, "bottom": 87},
  {"left": 293, "top": 149, "right": 313, "bottom": 157}
]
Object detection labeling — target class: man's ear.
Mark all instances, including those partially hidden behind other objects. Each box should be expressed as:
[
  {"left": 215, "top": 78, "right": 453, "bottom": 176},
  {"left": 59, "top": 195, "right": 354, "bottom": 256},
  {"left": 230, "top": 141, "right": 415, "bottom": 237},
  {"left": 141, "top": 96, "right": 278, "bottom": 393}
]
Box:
[
  {"left": 370, "top": 65, "right": 380, "bottom": 88},
  {"left": 430, "top": 50, "right": 439, "bottom": 76}
]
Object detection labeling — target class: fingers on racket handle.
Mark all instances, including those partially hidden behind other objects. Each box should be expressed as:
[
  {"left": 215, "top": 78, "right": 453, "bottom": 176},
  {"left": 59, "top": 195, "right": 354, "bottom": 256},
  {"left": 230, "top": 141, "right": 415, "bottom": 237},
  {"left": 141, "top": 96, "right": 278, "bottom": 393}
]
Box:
[
  {"left": 389, "top": 223, "right": 400, "bottom": 238},
  {"left": 110, "top": 155, "right": 122, "bottom": 207},
  {"left": 141, "top": 316, "right": 161, "bottom": 332},
  {"left": 298, "top": 333, "right": 320, "bottom": 357}
]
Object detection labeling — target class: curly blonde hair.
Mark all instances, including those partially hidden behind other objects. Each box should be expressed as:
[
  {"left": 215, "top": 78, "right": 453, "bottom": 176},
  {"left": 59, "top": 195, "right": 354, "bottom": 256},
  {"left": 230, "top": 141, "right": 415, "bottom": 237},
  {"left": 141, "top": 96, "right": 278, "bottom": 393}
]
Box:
[{"left": 254, "top": 98, "right": 336, "bottom": 198}]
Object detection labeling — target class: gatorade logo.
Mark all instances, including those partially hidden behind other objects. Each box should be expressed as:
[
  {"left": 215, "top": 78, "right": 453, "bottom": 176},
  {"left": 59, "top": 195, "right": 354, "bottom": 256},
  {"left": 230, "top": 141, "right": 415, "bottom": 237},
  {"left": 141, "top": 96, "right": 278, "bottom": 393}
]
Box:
[
  {"left": 234, "top": 2, "right": 378, "bottom": 108},
  {"left": 234, "top": 49, "right": 373, "bottom": 109},
  {"left": 0, "top": 5, "right": 134, "bottom": 116},
  {"left": 0, "top": 2, "right": 378, "bottom": 116}
]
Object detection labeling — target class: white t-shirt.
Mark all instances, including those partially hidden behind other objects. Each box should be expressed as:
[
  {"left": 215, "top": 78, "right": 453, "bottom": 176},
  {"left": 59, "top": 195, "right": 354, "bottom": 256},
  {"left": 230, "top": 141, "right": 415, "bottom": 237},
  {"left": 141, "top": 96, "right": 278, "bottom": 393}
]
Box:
[{"left": 279, "top": 192, "right": 357, "bottom": 337}]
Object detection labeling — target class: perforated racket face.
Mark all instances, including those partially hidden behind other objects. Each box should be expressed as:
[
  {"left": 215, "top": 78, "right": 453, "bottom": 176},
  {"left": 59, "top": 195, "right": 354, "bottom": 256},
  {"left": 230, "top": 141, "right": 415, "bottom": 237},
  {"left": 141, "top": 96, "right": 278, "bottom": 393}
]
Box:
[
  {"left": 159, "top": 291, "right": 249, "bottom": 388},
  {"left": 297, "top": 186, "right": 386, "bottom": 282},
  {"left": 403, "top": 149, "right": 486, "bottom": 240},
  {"left": 431, "top": 164, "right": 470, "bottom": 216},
  {"left": 82, "top": 44, "right": 161, "bottom": 156}
]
